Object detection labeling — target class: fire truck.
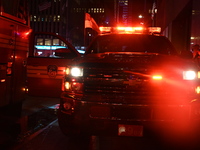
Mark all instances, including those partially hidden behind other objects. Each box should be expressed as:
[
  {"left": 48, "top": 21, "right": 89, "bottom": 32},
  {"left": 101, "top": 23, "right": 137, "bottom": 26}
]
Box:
[
  {"left": 58, "top": 26, "right": 200, "bottom": 141},
  {"left": 0, "top": 0, "right": 31, "bottom": 138},
  {"left": 0, "top": 0, "right": 80, "bottom": 142},
  {"left": 27, "top": 32, "right": 80, "bottom": 97}
]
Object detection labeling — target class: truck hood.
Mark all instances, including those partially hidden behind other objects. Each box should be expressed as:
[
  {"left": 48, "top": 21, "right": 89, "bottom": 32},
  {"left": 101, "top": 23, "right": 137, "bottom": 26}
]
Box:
[{"left": 75, "top": 52, "right": 197, "bottom": 72}]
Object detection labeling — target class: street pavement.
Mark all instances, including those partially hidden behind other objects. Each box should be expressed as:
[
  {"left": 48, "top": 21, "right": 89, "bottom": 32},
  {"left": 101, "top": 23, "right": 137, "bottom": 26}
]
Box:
[{"left": 0, "top": 95, "right": 60, "bottom": 150}]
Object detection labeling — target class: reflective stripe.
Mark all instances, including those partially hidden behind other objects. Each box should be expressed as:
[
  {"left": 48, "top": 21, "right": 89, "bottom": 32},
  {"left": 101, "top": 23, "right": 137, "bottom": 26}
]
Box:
[
  {"left": 27, "top": 65, "right": 66, "bottom": 79},
  {"left": 0, "top": 33, "right": 29, "bottom": 51},
  {"left": 0, "top": 33, "right": 12, "bottom": 39}
]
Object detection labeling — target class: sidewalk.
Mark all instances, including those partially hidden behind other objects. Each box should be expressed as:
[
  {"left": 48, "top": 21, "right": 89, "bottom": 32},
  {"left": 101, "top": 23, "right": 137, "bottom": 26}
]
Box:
[
  {"left": 0, "top": 95, "right": 60, "bottom": 149},
  {"left": 22, "top": 95, "right": 60, "bottom": 117},
  {"left": 20, "top": 95, "right": 60, "bottom": 135}
]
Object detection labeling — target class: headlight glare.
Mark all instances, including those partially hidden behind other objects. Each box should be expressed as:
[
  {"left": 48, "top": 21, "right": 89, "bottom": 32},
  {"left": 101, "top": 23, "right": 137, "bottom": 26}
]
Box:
[
  {"left": 71, "top": 67, "right": 83, "bottom": 77},
  {"left": 183, "top": 71, "right": 196, "bottom": 80}
]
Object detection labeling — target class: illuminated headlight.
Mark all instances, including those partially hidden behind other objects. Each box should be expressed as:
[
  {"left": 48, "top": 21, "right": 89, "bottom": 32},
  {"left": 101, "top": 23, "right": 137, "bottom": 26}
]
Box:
[
  {"left": 183, "top": 71, "right": 196, "bottom": 80},
  {"left": 71, "top": 67, "right": 83, "bottom": 77}
]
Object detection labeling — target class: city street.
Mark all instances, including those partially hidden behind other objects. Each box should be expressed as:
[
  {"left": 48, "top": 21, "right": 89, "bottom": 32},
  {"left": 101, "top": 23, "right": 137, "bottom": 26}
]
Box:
[
  {"left": 12, "top": 120, "right": 200, "bottom": 150},
  {"left": 1, "top": 0, "right": 200, "bottom": 150},
  {"left": 0, "top": 96, "right": 198, "bottom": 150},
  {"left": 12, "top": 120, "right": 180, "bottom": 150}
]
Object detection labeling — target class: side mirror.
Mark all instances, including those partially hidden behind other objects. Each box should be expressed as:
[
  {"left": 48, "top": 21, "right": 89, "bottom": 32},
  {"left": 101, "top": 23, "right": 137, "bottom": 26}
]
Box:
[{"left": 55, "top": 48, "right": 76, "bottom": 59}]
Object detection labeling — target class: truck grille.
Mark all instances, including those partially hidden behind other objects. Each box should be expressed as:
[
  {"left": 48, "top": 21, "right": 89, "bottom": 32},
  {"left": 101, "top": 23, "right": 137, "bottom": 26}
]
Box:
[
  {"left": 89, "top": 104, "right": 191, "bottom": 121},
  {"left": 82, "top": 66, "right": 193, "bottom": 104}
]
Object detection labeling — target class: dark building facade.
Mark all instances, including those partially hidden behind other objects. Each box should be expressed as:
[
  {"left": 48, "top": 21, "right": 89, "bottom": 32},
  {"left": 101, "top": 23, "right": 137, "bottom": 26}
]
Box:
[
  {"left": 29, "top": 0, "right": 109, "bottom": 47},
  {"left": 28, "top": 0, "right": 154, "bottom": 47},
  {"left": 156, "top": 0, "right": 200, "bottom": 53},
  {"left": 28, "top": 0, "right": 200, "bottom": 53},
  {"left": 29, "top": 0, "right": 67, "bottom": 38},
  {"left": 156, "top": 0, "right": 192, "bottom": 53}
]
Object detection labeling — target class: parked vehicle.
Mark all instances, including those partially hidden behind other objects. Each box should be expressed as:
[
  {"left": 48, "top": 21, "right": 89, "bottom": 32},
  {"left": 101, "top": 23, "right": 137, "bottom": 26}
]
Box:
[
  {"left": 0, "top": 0, "right": 30, "bottom": 116},
  {"left": 58, "top": 26, "right": 200, "bottom": 138}
]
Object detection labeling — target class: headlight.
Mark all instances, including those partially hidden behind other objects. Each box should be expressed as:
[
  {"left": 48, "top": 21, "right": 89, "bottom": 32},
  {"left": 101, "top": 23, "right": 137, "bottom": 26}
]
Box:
[
  {"left": 71, "top": 67, "right": 83, "bottom": 77},
  {"left": 183, "top": 71, "right": 196, "bottom": 80}
]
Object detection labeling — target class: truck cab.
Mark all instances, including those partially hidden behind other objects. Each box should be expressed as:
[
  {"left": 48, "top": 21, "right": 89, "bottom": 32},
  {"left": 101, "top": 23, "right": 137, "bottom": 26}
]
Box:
[
  {"left": 58, "top": 26, "right": 200, "bottom": 139},
  {"left": 27, "top": 32, "right": 81, "bottom": 97}
]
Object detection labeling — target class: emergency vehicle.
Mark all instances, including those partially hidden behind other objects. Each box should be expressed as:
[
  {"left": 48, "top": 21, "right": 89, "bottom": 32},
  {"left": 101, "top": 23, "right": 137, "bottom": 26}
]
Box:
[
  {"left": 58, "top": 26, "right": 200, "bottom": 140},
  {"left": 0, "top": 0, "right": 30, "bottom": 135},
  {"left": 27, "top": 32, "right": 80, "bottom": 97}
]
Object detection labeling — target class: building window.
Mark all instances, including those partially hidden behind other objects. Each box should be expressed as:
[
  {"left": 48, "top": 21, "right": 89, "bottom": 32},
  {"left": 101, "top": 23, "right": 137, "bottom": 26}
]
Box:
[
  {"left": 57, "top": 15, "right": 60, "bottom": 21},
  {"left": 37, "top": 38, "right": 43, "bottom": 45},
  {"left": 54, "top": 15, "right": 56, "bottom": 22},
  {"left": 87, "top": 8, "right": 104, "bottom": 13}
]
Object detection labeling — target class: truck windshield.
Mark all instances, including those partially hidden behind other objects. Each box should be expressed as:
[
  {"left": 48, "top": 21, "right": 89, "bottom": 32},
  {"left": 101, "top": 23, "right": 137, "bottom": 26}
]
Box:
[{"left": 87, "top": 34, "right": 177, "bottom": 55}]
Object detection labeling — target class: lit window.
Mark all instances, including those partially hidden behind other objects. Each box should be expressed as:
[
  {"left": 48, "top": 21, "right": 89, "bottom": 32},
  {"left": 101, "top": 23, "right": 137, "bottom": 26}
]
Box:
[
  {"left": 37, "top": 38, "right": 43, "bottom": 45},
  {"left": 45, "top": 39, "right": 51, "bottom": 46},
  {"left": 53, "top": 39, "right": 59, "bottom": 45}
]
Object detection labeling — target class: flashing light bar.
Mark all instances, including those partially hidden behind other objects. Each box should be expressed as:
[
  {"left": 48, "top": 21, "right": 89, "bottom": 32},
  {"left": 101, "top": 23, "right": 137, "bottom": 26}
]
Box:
[
  {"left": 99, "top": 26, "right": 161, "bottom": 34},
  {"left": 148, "top": 27, "right": 161, "bottom": 33},
  {"left": 117, "top": 27, "right": 143, "bottom": 32},
  {"left": 99, "top": 27, "right": 112, "bottom": 33}
]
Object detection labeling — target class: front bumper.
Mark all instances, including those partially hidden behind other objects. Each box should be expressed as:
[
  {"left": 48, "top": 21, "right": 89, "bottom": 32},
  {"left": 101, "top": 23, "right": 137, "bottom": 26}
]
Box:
[{"left": 58, "top": 93, "right": 200, "bottom": 136}]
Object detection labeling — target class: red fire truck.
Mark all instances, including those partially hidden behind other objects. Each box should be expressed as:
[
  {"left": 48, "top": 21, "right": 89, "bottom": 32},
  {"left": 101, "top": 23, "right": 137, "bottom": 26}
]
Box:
[
  {"left": 0, "top": 0, "right": 31, "bottom": 115},
  {"left": 27, "top": 32, "right": 81, "bottom": 97}
]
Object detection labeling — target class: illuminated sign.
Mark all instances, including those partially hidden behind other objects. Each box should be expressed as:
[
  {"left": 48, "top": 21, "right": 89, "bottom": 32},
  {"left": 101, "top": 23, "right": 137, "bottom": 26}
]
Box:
[
  {"left": 35, "top": 45, "right": 85, "bottom": 54},
  {"left": 35, "top": 45, "right": 66, "bottom": 50}
]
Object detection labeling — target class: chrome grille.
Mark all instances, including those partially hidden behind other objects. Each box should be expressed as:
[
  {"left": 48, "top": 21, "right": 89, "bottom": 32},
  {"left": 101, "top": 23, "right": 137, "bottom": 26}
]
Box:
[
  {"left": 89, "top": 104, "right": 191, "bottom": 121},
  {"left": 82, "top": 66, "right": 193, "bottom": 103}
]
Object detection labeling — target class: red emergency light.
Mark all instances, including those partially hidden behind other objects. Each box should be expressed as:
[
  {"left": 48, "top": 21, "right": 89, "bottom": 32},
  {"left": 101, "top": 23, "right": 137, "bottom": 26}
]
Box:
[
  {"left": 99, "top": 26, "right": 161, "bottom": 34},
  {"left": 148, "top": 27, "right": 161, "bottom": 33}
]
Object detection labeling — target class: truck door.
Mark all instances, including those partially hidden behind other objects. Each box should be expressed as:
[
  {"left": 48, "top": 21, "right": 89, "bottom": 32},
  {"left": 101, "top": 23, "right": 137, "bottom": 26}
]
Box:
[{"left": 27, "top": 32, "right": 80, "bottom": 97}]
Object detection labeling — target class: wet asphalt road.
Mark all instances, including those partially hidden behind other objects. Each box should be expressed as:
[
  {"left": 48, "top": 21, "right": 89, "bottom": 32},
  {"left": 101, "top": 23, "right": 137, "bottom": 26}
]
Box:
[
  {"left": 13, "top": 120, "right": 200, "bottom": 150},
  {"left": 2, "top": 95, "right": 200, "bottom": 150}
]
